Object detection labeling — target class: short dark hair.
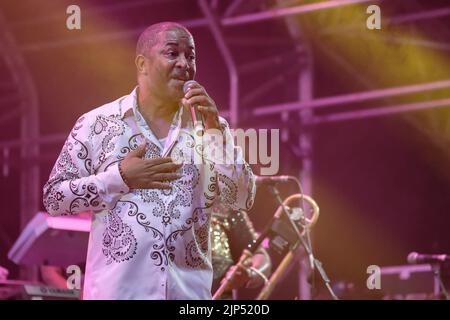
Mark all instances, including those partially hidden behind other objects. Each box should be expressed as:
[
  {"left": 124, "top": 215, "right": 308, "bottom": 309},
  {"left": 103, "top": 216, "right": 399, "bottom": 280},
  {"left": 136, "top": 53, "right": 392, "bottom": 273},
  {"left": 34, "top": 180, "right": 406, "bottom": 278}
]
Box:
[{"left": 136, "top": 22, "right": 192, "bottom": 56}]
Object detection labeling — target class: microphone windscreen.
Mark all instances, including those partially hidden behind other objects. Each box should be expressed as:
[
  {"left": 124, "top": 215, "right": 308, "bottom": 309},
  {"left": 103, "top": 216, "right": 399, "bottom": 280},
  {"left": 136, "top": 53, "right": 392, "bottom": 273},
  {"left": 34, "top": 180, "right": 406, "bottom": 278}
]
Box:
[{"left": 183, "top": 80, "right": 197, "bottom": 94}]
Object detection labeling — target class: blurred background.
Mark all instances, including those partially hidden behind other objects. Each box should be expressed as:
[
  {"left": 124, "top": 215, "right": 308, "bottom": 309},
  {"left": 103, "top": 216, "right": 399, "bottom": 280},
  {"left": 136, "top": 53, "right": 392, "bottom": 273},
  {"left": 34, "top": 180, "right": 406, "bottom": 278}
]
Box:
[{"left": 0, "top": 0, "right": 449, "bottom": 300}]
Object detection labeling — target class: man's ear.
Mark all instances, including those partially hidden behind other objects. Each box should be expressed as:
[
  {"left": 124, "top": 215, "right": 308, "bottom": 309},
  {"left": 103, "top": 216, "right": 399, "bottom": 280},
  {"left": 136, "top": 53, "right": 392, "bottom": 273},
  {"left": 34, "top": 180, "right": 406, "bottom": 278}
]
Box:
[{"left": 135, "top": 54, "right": 147, "bottom": 75}]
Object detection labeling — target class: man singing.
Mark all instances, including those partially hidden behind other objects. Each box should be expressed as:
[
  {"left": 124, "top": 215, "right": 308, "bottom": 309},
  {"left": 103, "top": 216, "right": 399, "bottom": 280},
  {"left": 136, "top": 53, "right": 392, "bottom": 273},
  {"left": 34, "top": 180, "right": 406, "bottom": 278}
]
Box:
[{"left": 43, "top": 22, "right": 255, "bottom": 300}]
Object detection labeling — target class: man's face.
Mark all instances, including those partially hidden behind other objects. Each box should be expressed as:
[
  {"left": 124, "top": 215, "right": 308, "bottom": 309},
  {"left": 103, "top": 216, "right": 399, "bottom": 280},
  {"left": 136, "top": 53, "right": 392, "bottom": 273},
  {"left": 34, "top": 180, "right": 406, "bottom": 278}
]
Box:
[{"left": 143, "top": 28, "right": 196, "bottom": 102}]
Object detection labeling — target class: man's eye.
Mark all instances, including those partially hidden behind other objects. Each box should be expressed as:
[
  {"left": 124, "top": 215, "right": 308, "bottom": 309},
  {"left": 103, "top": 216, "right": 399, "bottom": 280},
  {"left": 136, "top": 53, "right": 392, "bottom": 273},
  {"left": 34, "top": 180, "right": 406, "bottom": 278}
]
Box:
[
  {"left": 167, "top": 51, "right": 178, "bottom": 57},
  {"left": 189, "top": 55, "right": 196, "bottom": 61}
]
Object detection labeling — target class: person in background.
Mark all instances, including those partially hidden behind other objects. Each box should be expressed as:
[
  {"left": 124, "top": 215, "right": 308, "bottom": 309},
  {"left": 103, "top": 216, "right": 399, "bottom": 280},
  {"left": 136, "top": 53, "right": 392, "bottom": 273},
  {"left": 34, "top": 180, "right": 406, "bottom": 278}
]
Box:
[{"left": 211, "top": 202, "right": 271, "bottom": 299}]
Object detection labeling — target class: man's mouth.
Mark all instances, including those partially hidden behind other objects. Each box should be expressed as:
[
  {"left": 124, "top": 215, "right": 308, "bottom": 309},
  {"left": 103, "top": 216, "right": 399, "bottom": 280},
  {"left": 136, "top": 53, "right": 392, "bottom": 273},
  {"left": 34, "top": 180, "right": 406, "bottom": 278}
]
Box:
[{"left": 172, "top": 75, "right": 189, "bottom": 81}]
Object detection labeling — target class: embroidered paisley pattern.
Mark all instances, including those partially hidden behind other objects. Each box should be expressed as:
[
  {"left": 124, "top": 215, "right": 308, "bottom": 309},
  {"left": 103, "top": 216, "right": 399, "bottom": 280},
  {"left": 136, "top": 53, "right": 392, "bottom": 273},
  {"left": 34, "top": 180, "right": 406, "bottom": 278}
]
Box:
[{"left": 42, "top": 93, "right": 255, "bottom": 295}]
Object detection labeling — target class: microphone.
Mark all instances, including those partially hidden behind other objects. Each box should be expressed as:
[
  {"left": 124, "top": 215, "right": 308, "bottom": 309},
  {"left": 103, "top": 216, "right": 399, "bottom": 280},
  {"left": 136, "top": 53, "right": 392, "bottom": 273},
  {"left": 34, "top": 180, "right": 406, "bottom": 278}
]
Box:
[
  {"left": 255, "top": 175, "right": 294, "bottom": 186},
  {"left": 183, "top": 80, "right": 204, "bottom": 136},
  {"left": 407, "top": 252, "right": 450, "bottom": 264}
]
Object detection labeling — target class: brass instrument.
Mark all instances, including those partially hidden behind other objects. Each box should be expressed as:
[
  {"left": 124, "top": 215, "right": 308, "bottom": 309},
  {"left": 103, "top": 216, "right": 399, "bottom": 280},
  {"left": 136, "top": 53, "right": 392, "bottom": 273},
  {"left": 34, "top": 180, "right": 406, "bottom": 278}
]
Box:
[
  {"left": 212, "top": 193, "right": 319, "bottom": 300},
  {"left": 257, "top": 193, "right": 319, "bottom": 300}
]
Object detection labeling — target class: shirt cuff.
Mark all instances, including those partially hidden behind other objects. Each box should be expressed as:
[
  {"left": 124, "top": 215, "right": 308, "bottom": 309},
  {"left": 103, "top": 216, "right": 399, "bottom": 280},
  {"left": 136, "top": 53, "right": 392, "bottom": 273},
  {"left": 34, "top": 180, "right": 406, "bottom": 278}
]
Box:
[{"left": 97, "top": 163, "right": 130, "bottom": 206}]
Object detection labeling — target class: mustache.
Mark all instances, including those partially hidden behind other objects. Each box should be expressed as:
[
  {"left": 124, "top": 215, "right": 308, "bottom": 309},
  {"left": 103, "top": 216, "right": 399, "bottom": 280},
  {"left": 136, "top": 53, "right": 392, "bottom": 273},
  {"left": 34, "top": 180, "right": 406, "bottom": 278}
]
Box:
[{"left": 171, "top": 73, "right": 190, "bottom": 81}]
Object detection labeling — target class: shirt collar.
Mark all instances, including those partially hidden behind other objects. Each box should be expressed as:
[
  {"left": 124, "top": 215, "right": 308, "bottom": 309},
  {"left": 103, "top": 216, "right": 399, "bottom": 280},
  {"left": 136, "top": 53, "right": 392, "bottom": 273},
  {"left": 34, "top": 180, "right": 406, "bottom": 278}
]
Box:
[
  {"left": 120, "top": 86, "right": 185, "bottom": 156},
  {"left": 119, "top": 86, "right": 138, "bottom": 119},
  {"left": 119, "top": 86, "right": 184, "bottom": 125}
]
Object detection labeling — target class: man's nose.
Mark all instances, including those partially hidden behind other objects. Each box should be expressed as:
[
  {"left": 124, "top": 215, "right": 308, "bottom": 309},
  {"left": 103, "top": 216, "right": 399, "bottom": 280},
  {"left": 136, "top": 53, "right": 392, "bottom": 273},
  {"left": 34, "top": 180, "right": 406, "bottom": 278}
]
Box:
[{"left": 175, "top": 54, "right": 189, "bottom": 69}]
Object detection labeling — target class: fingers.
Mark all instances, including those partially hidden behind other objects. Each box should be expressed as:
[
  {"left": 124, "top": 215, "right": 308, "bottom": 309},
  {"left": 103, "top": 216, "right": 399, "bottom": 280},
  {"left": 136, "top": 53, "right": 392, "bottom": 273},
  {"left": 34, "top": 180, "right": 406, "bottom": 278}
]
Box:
[
  {"left": 127, "top": 142, "right": 147, "bottom": 158},
  {"left": 197, "top": 105, "right": 217, "bottom": 115},
  {"left": 242, "top": 259, "right": 253, "bottom": 268},
  {"left": 147, "top": 182, "right": 172, "bottom": 189},
  {"left": 148, "top": 161, "right": 183, "bottom": 173},
  {"left": 147, "top": 157, "right": 175, "bottom": 165},
  {"left": 152, "top": 172, "right": 182, "bottom": 182},
  {"left": 184, "top": 87, "right": 205, "bottom": 99},
  {"left": 219, "top": 265, "right": 249, "bottom": 289},
  {"left": 182, "top": 95, "right": 210, "bottom": 108}
]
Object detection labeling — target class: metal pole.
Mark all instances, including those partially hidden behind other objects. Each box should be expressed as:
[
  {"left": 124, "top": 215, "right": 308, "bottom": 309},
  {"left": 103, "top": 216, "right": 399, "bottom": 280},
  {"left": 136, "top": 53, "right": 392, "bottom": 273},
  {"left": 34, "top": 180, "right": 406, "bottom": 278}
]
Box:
[
  {"left": 0, "top": 10, "right": 40, "bottom": 282},
  {"left": 253, "top": 79, "right": 450, "bottom": 116},
  {"left": 221, "top": 0, "right": 377, "bottom": 26},
  {"left": 19, "top": 0, "right": 379, "bottom": 52},
  {"left": 198, "top": 0, "right": 239, "bottom": 127},
  {"left": 313, "top": 97, "right": 450, "bottom": 124},
  {"left": 275, "top": 0, "right": 315, "bottom": 299}
]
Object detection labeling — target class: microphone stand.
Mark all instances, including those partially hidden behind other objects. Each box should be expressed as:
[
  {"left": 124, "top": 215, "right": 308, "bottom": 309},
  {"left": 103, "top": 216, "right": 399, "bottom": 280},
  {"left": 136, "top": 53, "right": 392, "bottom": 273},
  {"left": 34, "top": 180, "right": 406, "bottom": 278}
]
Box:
[
  {"left": 431, "top": 263, "right": 450, "bottom": 300},
  {"left": 269, "top": 185, "right": 339, "bottom": 300}
]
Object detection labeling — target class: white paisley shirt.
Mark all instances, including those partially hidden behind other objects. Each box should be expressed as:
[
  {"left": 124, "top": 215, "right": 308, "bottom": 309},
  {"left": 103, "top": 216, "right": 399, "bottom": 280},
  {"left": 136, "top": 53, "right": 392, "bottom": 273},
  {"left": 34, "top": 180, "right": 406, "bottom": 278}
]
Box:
[{"left": 43, "top": 87, "right": 255, "bottom": 300}]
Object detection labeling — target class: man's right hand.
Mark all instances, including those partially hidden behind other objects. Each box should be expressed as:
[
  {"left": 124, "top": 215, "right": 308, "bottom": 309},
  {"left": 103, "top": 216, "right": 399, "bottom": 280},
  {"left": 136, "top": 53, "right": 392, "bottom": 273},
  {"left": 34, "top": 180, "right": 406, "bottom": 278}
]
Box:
[{"left": 120, "top": 142, "right": 182, "bottom": 189}]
